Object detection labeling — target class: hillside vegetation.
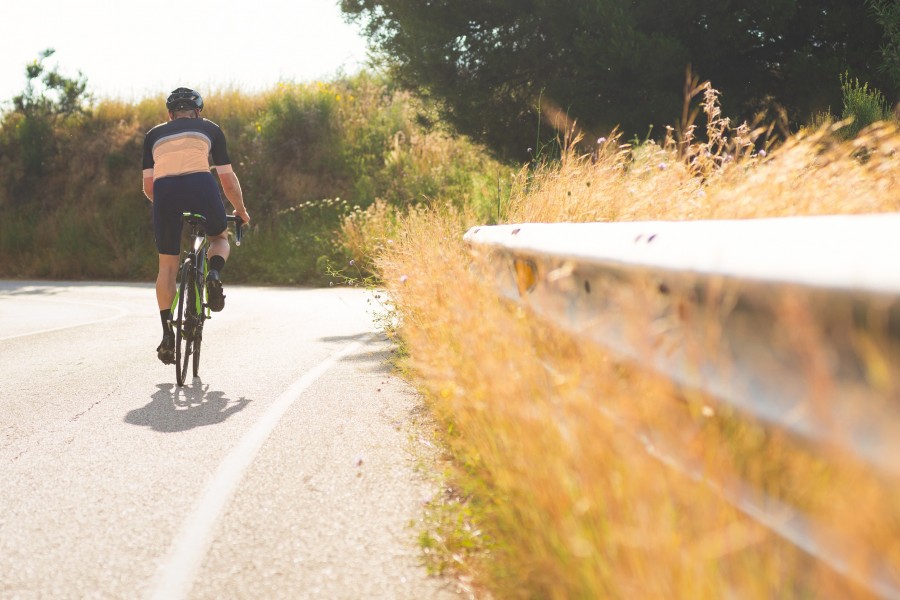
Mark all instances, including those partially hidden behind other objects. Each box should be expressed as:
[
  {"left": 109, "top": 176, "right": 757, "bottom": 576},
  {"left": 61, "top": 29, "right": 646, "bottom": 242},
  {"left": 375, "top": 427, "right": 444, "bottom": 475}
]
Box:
[{"left": 0, "top": 71, "right": 503, "bottom": 283}]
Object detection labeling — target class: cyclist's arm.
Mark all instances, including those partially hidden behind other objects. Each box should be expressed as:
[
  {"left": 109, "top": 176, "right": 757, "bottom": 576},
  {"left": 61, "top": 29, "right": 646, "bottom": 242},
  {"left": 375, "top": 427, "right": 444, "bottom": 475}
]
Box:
[
  {"left": 142, "top": 169, "right": 154, "bottom": 202},
  {"left": 215, "top": 165, "right": 250, "bottom": 223}
]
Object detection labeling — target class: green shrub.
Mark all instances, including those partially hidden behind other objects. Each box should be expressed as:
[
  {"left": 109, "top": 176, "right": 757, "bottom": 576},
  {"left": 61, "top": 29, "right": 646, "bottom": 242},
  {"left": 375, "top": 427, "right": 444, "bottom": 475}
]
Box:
[{"left": 840, "top": 71, "right": 892, "bottom": 137}]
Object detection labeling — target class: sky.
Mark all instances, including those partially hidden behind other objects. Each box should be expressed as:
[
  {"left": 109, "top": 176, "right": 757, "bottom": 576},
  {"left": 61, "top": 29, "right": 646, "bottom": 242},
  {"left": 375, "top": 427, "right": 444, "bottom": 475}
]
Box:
[{"left": 0, "top": 0, "right": 372, "bottom": 104}]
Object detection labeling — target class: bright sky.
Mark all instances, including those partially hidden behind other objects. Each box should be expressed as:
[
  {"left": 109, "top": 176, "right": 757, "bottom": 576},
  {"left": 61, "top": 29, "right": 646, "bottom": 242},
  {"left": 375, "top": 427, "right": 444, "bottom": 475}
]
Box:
[{"left": 0, "top": 0, "right": 371, "bottom": 104}]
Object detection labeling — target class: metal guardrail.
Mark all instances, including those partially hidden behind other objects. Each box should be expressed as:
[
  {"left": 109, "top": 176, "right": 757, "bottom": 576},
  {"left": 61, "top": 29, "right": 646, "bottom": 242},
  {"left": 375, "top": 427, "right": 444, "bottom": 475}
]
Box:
[{"left": 464, "top": 214, "right": 900, "bottom": 598}]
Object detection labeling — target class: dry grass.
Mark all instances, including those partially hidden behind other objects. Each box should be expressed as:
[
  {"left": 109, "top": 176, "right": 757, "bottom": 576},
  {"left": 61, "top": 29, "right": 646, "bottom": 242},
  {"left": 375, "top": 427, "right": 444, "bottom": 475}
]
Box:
[
  {"left": 369, "top": 88, "right": 900, "bottom": 598},
  {"left": 509, "top": 109, "right": 899, "bottom": 223}
]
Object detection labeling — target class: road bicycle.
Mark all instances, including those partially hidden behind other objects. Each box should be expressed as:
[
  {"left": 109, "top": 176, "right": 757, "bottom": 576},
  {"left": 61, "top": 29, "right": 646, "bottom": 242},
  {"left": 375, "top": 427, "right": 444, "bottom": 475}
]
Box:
[{"left": 171, "top": 212, "right": 243, "bottom": 386}]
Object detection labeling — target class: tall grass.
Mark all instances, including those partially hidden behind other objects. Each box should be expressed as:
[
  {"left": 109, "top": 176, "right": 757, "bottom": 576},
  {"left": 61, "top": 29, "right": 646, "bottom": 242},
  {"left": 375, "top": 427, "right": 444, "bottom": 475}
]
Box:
[{"left": 367, "top": 86, "right": 900, "bottom": 597}]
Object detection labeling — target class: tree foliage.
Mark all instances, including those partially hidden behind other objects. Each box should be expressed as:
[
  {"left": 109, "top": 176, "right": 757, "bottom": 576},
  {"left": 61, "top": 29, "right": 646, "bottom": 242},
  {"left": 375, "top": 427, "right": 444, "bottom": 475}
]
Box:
[
  {"left": 2, "top": 49, "right": 91, "bottom": 182},
  {"left": 867, "top": 0, "right": 900, "bottom": 90},
  {"left": 341, "top": 0, "right": 895, "bottom": 158},
  {"left": 12, "top": 48, "right": 90, "bottom": 119}
]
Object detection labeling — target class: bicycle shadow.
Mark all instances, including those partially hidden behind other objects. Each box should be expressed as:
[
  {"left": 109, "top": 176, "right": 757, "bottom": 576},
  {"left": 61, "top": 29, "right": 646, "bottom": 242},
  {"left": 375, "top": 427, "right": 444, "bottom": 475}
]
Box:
[{"left": 124, "top": 378, "right": 251, "bottom": 433}]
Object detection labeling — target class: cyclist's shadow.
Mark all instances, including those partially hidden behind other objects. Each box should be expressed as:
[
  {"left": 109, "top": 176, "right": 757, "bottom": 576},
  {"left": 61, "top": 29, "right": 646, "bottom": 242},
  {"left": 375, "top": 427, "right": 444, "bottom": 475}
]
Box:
[{"left": 124, "top": 379, "right": 251, "bottom": 433}]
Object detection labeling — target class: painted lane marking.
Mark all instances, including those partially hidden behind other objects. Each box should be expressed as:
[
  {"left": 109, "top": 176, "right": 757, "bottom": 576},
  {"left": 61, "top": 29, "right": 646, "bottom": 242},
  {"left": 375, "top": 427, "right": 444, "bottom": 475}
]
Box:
[
  {"left": 147, "top": 339, "right": 367, "bottom": 600},
  {"left": 0, "top": 297, "right": 130, "bottom": 341}
]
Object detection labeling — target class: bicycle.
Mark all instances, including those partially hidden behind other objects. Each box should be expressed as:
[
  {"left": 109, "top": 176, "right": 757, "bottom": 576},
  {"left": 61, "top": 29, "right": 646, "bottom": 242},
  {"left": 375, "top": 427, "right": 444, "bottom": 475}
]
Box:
[{"left": 171, "top": 212, "right": 243, "bottom": 386}]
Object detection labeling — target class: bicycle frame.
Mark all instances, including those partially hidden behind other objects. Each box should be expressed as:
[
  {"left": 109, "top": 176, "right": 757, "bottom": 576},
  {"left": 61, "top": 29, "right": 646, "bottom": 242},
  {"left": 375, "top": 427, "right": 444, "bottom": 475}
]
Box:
[{"left": 171, "top": 214, "right": 210, "bottom": 320}]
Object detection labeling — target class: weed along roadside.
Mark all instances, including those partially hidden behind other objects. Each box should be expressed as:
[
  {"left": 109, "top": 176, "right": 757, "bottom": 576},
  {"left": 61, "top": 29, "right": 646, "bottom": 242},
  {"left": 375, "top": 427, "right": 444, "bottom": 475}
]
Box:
[{"left": 361, "top": 112, "right": 900, "bottom": 597}]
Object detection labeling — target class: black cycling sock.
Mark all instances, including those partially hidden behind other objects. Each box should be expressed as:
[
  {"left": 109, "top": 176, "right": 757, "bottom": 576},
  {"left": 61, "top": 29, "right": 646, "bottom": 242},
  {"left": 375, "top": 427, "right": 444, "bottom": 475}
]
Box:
[
  {"left": 160, "top": 309, "right": 172, "bottom": 335},
  {"left": 209, "top": 255, "right": 226, "bottom": 274}
]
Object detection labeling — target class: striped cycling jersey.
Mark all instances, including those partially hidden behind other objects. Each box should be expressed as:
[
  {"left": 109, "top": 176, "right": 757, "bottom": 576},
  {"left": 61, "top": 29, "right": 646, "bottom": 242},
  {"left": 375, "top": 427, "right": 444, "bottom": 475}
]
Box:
[{"left": 142, "top": 117, "right": 233, "bottom": 180}]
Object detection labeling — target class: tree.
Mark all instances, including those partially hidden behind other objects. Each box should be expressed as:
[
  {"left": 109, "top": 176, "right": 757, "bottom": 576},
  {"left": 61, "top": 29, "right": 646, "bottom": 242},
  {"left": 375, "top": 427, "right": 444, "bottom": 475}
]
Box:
[
  {"left": 867, "top": 0, "right": 900, "bottom": 91},
  {"left": 12, "top": 48, "right": 90, "bottom": 118},
  {"left": 341, "top": 0, "right": 894, "bottom": 159},
  {"left": 3, "top": 48, "right": 90, "bottom": 178}
]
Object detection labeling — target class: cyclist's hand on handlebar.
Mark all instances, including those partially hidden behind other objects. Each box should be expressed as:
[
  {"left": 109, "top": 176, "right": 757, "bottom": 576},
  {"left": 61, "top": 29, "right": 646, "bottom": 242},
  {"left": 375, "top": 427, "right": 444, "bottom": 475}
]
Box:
[{"left": 233, "top": 208, "right": 250, "bottom": 224}]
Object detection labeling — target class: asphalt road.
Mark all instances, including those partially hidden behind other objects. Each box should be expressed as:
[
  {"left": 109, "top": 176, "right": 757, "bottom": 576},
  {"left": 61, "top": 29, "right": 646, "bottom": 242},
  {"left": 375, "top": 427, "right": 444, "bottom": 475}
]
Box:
[{"left": 0, "top": 281, "right": 459, "bottom": 599}]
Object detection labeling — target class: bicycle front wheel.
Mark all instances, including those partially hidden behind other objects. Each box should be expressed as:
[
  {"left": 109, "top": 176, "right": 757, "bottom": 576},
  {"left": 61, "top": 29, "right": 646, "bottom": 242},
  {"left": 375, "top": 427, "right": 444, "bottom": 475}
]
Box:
[
  {"left": 192, "top": 255, "right": 207, "bottom": 378},
  {"left": 192, "top": 309, "right": 203, "bottom": 377},
  {"left": 174, "top": 259, "right": 194, "bottom": 387},
  {"left": 192, "top": 334, "right": 202, "bottom": 378}
]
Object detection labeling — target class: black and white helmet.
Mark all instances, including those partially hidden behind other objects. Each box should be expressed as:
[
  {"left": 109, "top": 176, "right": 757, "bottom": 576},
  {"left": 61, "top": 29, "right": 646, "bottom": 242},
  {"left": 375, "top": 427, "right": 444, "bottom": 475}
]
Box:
[{"left": 166, "top": 87, "right": 204, "bottom": 112}]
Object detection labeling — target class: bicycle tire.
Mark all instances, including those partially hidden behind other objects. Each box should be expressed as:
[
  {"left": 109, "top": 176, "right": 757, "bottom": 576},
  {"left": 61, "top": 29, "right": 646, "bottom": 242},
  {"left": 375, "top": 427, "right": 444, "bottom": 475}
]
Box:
[
  {"left": 175, "top": 259, "right": 194, "bottom": 386},
  {"left": 192, "top": 332, "right": 202, "bottom": 377},
  {"left": 192, "top": 268, "right": 205, "bottom": 377}
]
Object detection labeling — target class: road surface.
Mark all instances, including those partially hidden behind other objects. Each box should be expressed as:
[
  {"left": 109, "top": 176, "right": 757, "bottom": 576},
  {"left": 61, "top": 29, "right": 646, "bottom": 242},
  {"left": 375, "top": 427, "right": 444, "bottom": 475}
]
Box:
[{"left": 0, "top": 281, "right": 459, "bottom": 599}]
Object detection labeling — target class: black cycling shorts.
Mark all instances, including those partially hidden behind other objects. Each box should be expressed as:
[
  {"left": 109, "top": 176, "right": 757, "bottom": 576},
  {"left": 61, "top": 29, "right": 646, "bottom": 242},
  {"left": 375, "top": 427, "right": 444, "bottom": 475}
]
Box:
[{"left": 153, "top": 171, "right": 227, "bottom": 255}]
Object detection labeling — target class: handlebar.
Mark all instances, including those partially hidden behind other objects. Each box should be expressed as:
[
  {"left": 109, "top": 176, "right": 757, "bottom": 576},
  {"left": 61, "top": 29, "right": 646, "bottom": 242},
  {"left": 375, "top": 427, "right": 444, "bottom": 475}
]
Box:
[{"left": 227, "top": 215, "right": 244, "bottom": 246}]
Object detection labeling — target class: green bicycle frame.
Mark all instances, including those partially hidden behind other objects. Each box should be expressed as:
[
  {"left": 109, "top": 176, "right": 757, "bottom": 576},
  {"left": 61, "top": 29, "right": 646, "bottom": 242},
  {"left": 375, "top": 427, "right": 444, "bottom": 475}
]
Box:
[{"left": 171, "top": 213, "right": 210, "bottom": 316}]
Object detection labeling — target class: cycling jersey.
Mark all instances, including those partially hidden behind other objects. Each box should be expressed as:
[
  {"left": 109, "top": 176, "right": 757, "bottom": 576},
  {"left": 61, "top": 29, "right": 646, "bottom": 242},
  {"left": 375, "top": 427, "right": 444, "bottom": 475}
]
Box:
[
  {"left": 142, "top": 117, "right": 232, "bottom": 180},
  {"left": 143, "top": 117, "right": 233, "bottom": 255}
]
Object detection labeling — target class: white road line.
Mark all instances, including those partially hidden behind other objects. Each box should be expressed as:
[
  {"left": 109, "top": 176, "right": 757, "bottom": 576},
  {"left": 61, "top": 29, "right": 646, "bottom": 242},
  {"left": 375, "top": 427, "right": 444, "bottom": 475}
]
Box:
[
  {"left": 147, "top": 339, "right": 368, "bottom": 600},
  {"left": 0, "top": 298, "right": 129, "bottom": 341}
]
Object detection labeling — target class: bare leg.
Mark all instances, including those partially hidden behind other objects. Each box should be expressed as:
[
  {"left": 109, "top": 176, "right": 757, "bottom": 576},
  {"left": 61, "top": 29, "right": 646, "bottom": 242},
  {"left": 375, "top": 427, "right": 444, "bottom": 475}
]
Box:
[
  {"left": 207, "top": 231, "right": 230, "bottom": 264},
  {"left": 157, "top": 254, "right": 180, "bottom": 310}
]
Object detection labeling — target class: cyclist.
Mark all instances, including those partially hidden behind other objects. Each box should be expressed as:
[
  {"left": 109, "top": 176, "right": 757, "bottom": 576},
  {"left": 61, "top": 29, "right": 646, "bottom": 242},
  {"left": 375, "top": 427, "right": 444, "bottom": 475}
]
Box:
[{"left": 142, "top": 87, "right": 251, "bottom": 365}]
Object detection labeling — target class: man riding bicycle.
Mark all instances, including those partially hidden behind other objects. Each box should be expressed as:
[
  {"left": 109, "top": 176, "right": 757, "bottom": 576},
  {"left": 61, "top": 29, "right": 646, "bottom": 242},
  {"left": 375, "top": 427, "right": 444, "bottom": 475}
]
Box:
[{"left": 142, "top": 87, "right": 251, "bottom": 365}]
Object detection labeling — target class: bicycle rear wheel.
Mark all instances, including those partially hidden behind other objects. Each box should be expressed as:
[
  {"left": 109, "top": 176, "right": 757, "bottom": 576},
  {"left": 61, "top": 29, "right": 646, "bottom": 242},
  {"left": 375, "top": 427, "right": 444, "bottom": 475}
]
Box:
[{"left": 174, "top": 259, "right": 194, "bottom": 387}]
